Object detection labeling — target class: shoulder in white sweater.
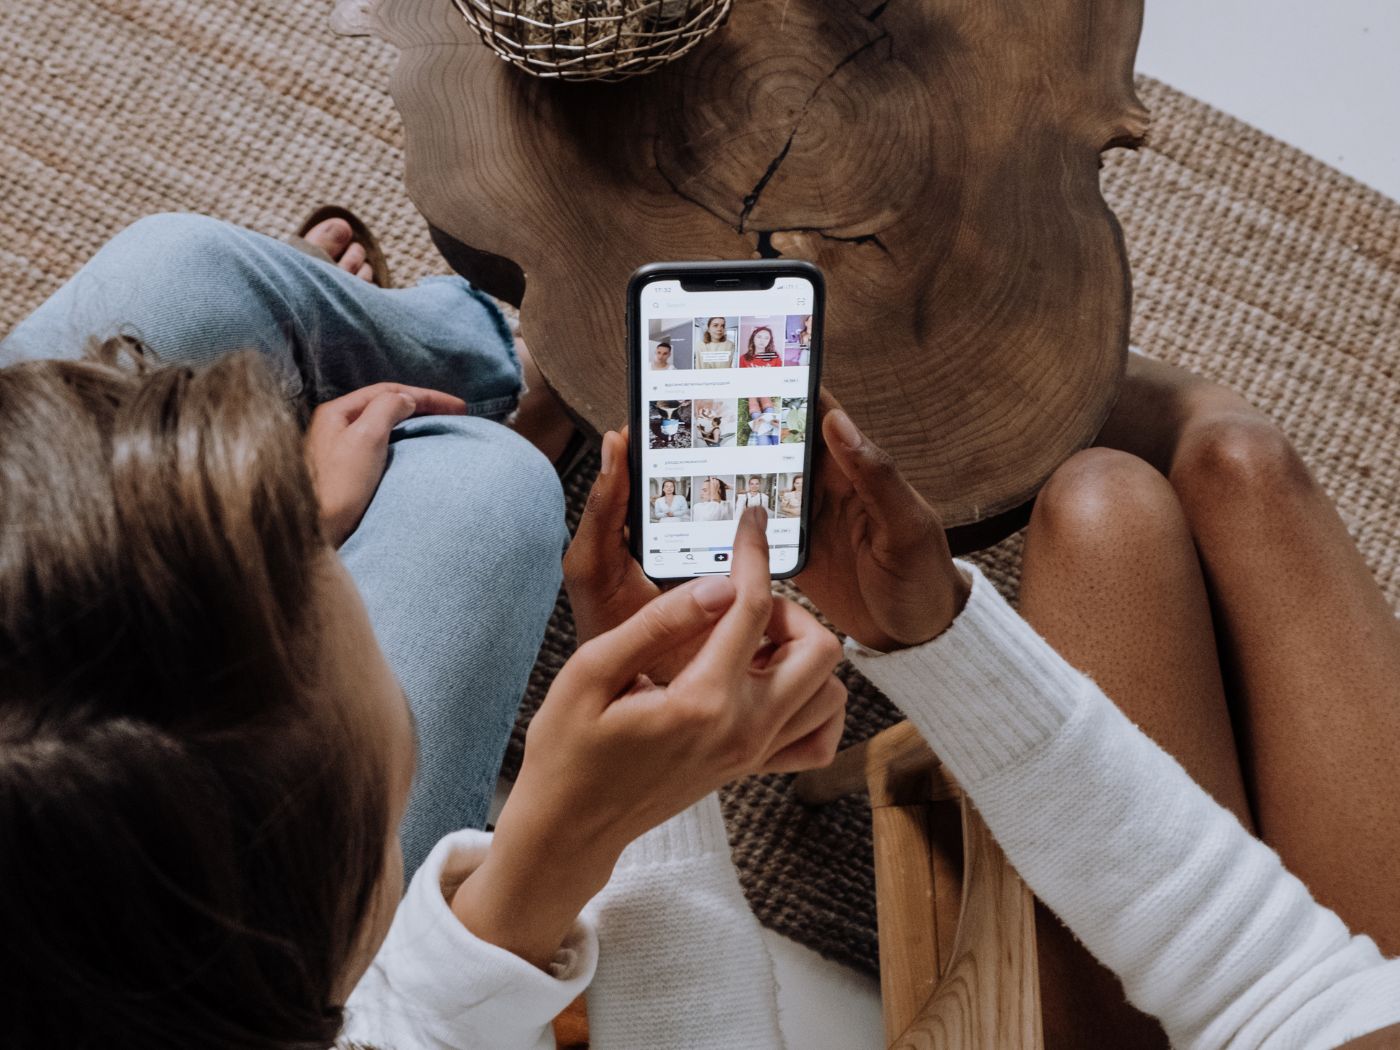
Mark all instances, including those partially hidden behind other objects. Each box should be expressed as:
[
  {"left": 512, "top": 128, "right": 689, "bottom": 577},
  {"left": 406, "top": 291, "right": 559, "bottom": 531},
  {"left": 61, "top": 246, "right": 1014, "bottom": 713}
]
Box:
[{"left": 345, "top": 561, "right": 1400, "bottom": 1049}]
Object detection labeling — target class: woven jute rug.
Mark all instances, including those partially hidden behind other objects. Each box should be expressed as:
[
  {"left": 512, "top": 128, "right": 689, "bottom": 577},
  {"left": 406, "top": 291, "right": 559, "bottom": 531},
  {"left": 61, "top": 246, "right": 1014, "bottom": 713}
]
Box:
[{"left": 4, "top": 1, "right": 1398, "bottom": 977}]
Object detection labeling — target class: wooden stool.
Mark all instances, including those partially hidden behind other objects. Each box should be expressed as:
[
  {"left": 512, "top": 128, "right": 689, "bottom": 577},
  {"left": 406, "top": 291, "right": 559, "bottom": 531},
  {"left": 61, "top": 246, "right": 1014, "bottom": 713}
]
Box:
[{"left": 795, "top": 722, "right": 1043, "bottom": 1049}]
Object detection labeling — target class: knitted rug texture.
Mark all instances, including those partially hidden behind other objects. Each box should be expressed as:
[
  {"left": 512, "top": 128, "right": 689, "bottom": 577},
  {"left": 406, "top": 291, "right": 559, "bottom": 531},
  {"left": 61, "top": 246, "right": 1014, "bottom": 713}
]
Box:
[{"left": 4, "top": 0, "right": 1398, "bottom": 977}]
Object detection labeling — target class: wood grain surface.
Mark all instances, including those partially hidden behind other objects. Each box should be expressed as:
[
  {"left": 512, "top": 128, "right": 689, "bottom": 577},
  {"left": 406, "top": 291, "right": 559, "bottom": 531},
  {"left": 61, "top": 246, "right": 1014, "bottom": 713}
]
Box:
[
  {"left": 892, "top": 803, "right": 1043, "bottom": 1049},
  {"left": 364, "top": 0, "right": 1146, "bottom": 525}
]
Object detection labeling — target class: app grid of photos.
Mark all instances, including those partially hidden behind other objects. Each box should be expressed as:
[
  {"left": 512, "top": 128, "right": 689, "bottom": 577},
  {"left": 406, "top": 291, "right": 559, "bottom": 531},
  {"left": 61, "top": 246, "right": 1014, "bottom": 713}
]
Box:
[
  {"left": 649, "top": 473, "right": 805, "bottom": 524},
  {"left": 650, "top": 397, "right": 808, "bottom": 452},
  {"left": 648, "top": 314, "right": 814, "bottom": 372},
  {"left": 647, "top": 315, "right": 812, "bottom": 525}
]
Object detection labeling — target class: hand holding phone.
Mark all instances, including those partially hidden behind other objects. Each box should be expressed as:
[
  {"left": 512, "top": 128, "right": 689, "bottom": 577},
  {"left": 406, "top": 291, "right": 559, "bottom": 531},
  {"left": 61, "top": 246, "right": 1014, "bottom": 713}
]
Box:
[
  {"left": 796, "top": 393, "right": 971, "bottom": 652},
  {"left": 565, "top": 429, "right": 678, "bottom": 670}
]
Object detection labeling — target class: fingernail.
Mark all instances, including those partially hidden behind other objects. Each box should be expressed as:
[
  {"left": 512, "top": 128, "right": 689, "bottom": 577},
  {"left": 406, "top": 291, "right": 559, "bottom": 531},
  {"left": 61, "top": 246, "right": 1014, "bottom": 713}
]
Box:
[
  {"left": 746, "top": 505, "right": 768, "bottom": 529},
  {"left": 600, "top": 432, "right": 615, "bottom": 474},
  {"left": 691, "top": 575, "right": 736, "bottom": 612},
  {"left": 828, "top": 410, "right": 861, "bottom": 450}
]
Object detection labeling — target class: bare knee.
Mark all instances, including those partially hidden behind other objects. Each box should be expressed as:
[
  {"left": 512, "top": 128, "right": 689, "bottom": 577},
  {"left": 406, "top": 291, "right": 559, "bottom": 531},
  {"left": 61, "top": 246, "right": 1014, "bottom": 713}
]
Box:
[
  {"left": 1029, "top": 448, "right": 1184, "bottom": 556},
  {"left": 1170, "top": 412, "right": 1316, "bottom": 517}
]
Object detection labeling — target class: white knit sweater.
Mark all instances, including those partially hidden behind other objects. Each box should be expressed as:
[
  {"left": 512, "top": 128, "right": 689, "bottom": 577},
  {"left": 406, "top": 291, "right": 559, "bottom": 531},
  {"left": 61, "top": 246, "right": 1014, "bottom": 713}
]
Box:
[{"left": 344, "top": 562, "right": 1400, "bottom": 1049}]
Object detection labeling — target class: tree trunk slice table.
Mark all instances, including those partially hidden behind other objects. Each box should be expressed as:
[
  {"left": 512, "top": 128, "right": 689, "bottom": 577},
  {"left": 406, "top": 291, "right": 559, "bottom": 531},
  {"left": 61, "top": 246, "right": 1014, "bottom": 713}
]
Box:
[{"left": 353, "top": 0, "right": 1148, "bottom": 527}]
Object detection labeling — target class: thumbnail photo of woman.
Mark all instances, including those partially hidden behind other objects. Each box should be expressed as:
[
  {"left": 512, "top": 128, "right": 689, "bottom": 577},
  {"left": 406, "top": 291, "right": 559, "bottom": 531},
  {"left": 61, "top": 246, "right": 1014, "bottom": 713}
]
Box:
[
  {"left": 650, "top": 477, "right": 691, "bottom": 523},
  {"left": 739, "top": 317, "right": 783, "bottom": 368},
  {"left": 737, "top": 396, "right": 782, "bottom": 447},
  {"left": 781, "top": 397, "right": 808, "bottom": 443},
  {"left": 693, "top": 398, "right": 738, "bottom": 448},
  {"left": 648, "top": 399, "right": 692, "bottom": 450},
  {"left": 784, "top": 314, "right": 813, "bottom": 366},
  {"left": 648, "top": 318, "right": 694, "bottom": 369},
  {"left": 777, "top": 473, "right": 804, "bottom": 518},
  {"left": 690, "top": 475, "right": 735, "bottom": 522},
  {"left": 694, "top": 316, "right": 738, "bottom": 368},
  {"left": 734, "top": 473, "right": 776, "bottom": 512}
]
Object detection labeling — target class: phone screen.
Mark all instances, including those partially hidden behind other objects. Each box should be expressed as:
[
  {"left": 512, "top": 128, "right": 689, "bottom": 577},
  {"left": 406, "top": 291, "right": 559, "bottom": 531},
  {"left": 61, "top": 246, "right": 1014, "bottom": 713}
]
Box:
[{"left": 633, "top": 269, "right": 820, "bottom": 580}]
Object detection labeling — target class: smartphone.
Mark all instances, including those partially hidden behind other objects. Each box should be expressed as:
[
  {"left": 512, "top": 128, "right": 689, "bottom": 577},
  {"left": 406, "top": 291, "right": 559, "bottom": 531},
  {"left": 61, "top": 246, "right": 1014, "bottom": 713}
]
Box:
[{"left": 627, "top": 260, "right": 825, "bottom": 581}]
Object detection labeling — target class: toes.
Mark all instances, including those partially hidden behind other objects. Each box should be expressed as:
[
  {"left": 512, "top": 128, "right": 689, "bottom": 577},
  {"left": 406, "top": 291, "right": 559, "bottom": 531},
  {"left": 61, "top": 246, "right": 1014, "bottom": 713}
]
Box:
[
  {"left": 304, "top": 217, "right": 353, "bottom": 258},
  {"left": 355, "top": 262, "right": 375, "bottom": 284},
  {"left": 339, "top": 241, "right": 367, "bottom": 275}
]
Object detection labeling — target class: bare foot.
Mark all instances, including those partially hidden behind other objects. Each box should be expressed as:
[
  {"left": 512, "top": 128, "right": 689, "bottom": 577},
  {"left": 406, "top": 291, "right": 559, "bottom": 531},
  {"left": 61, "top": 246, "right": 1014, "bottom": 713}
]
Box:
[
  {"left": 511, "top": 337, "right": 583, "bottom": 466},
  {"left": 303, "top": 217, "right": 376, "bottom": 283}
]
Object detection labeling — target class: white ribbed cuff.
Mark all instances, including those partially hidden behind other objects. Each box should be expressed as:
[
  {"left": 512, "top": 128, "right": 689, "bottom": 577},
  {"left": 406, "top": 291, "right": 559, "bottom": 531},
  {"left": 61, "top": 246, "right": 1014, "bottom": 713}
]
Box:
[
  {"left": 846, "top": 560, "right": 1092, "bottom": 785},
  {"left": 615, "top": 793, "right": 732, "bottom": 870},
  {"left": 345, "top": 827, "right": 597, "bottom": 1046}
]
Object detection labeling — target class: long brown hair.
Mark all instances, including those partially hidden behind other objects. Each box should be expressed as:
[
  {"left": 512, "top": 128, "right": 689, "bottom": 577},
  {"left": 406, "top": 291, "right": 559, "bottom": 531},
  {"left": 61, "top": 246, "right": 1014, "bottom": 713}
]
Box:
[
  {"left": 0, "top": 340, "right": 390, "bottom": 1048},
  {"left": 744, "top": 325, "right": 777, "bottom": 362}
]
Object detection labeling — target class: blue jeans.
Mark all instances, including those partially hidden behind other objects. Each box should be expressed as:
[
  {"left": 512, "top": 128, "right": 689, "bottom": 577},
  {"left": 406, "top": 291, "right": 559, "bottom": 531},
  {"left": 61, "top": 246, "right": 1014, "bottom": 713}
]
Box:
[{"left": 1, "top": 213, "right": 566, "bottom": 874}]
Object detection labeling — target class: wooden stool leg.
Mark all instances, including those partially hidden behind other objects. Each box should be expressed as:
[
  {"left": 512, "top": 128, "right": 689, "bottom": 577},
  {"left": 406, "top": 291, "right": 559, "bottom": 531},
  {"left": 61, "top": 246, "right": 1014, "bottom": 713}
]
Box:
[
  {"left": 873, "top": 800, "right": 940, "bottom": 1042},
  {"left": 892, "top": 801, "right": 1043, "bottom": 1050},
  {"left": 799, "top": 723, "right": 1042, "bottom": 1048}
]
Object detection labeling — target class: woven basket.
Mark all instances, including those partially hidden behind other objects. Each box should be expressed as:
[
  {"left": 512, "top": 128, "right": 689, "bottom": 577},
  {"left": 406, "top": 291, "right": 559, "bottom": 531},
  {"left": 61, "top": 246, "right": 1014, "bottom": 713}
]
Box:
[{"left": 449, "top": 0, "right": 730, "bottom": 81}]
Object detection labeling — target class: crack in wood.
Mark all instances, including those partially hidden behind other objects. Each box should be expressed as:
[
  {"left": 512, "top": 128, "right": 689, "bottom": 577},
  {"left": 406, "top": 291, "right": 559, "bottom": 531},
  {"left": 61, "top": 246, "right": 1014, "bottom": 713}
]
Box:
[
  {"left": 736, "top": 28, "right": 892, "bottom": 232},
  {"left": 654, "top": 163, "right": 892, "bottom": 259},
  {"left": 821, "top": 229, "right": 890, "bottom": 254},
  {"left": 753, "top": 226, "right": 892, "bottom": 257},
  {"left": 738, "top": 135, "right": 795, "bottom": 233}
]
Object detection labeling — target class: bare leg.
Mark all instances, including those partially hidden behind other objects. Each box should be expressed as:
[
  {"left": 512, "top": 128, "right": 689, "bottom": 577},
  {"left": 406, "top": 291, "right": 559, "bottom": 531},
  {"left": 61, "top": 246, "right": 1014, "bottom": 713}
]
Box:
[
  {"left": 1017, "top": 447, "right": 1251, "bottom": 1048},
  {"left": 1101, "top": 355, "right": 1400, "bottom": 953}
]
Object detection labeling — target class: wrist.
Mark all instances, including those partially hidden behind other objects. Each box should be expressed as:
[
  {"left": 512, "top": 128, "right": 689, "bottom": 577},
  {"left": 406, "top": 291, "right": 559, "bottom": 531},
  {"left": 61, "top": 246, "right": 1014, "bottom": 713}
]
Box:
[
  {"left": 451, "top": 823, "right": 618, "bottom": 969},
  {"left": 876, "top": 564, "right": 974, "bottom": 652}
]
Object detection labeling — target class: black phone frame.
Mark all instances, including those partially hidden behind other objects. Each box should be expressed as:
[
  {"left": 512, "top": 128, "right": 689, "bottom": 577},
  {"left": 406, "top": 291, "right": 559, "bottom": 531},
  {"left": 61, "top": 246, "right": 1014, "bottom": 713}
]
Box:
[{"left": 626, "top": 259, "right": 826, "bottom": 582}]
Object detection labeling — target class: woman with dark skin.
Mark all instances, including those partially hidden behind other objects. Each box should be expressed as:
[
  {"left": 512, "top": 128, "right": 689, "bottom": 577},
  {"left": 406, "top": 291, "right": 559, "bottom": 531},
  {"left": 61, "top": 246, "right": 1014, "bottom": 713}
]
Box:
[{"left": 797, "top": 354, "right": 1400, "bottom": 1046}]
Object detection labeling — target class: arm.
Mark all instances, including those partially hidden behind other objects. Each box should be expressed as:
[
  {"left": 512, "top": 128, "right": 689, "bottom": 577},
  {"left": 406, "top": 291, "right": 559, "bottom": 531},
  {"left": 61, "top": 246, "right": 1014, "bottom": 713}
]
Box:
[
  {"left": 849, "top": 564, "right": 1400, "bottom": 1050},
  {"left": 546, "top": 432, "right": 854, "bottom": 1048},
  {"left": 796, "top": 398, "right": 1400, "bottom": 1050},
  {"left": 349, "top": 500, "right": 842, "bottom": 1050},
  {"left": 343, "top": 830, "right": 595, "bottom": 1050}
]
